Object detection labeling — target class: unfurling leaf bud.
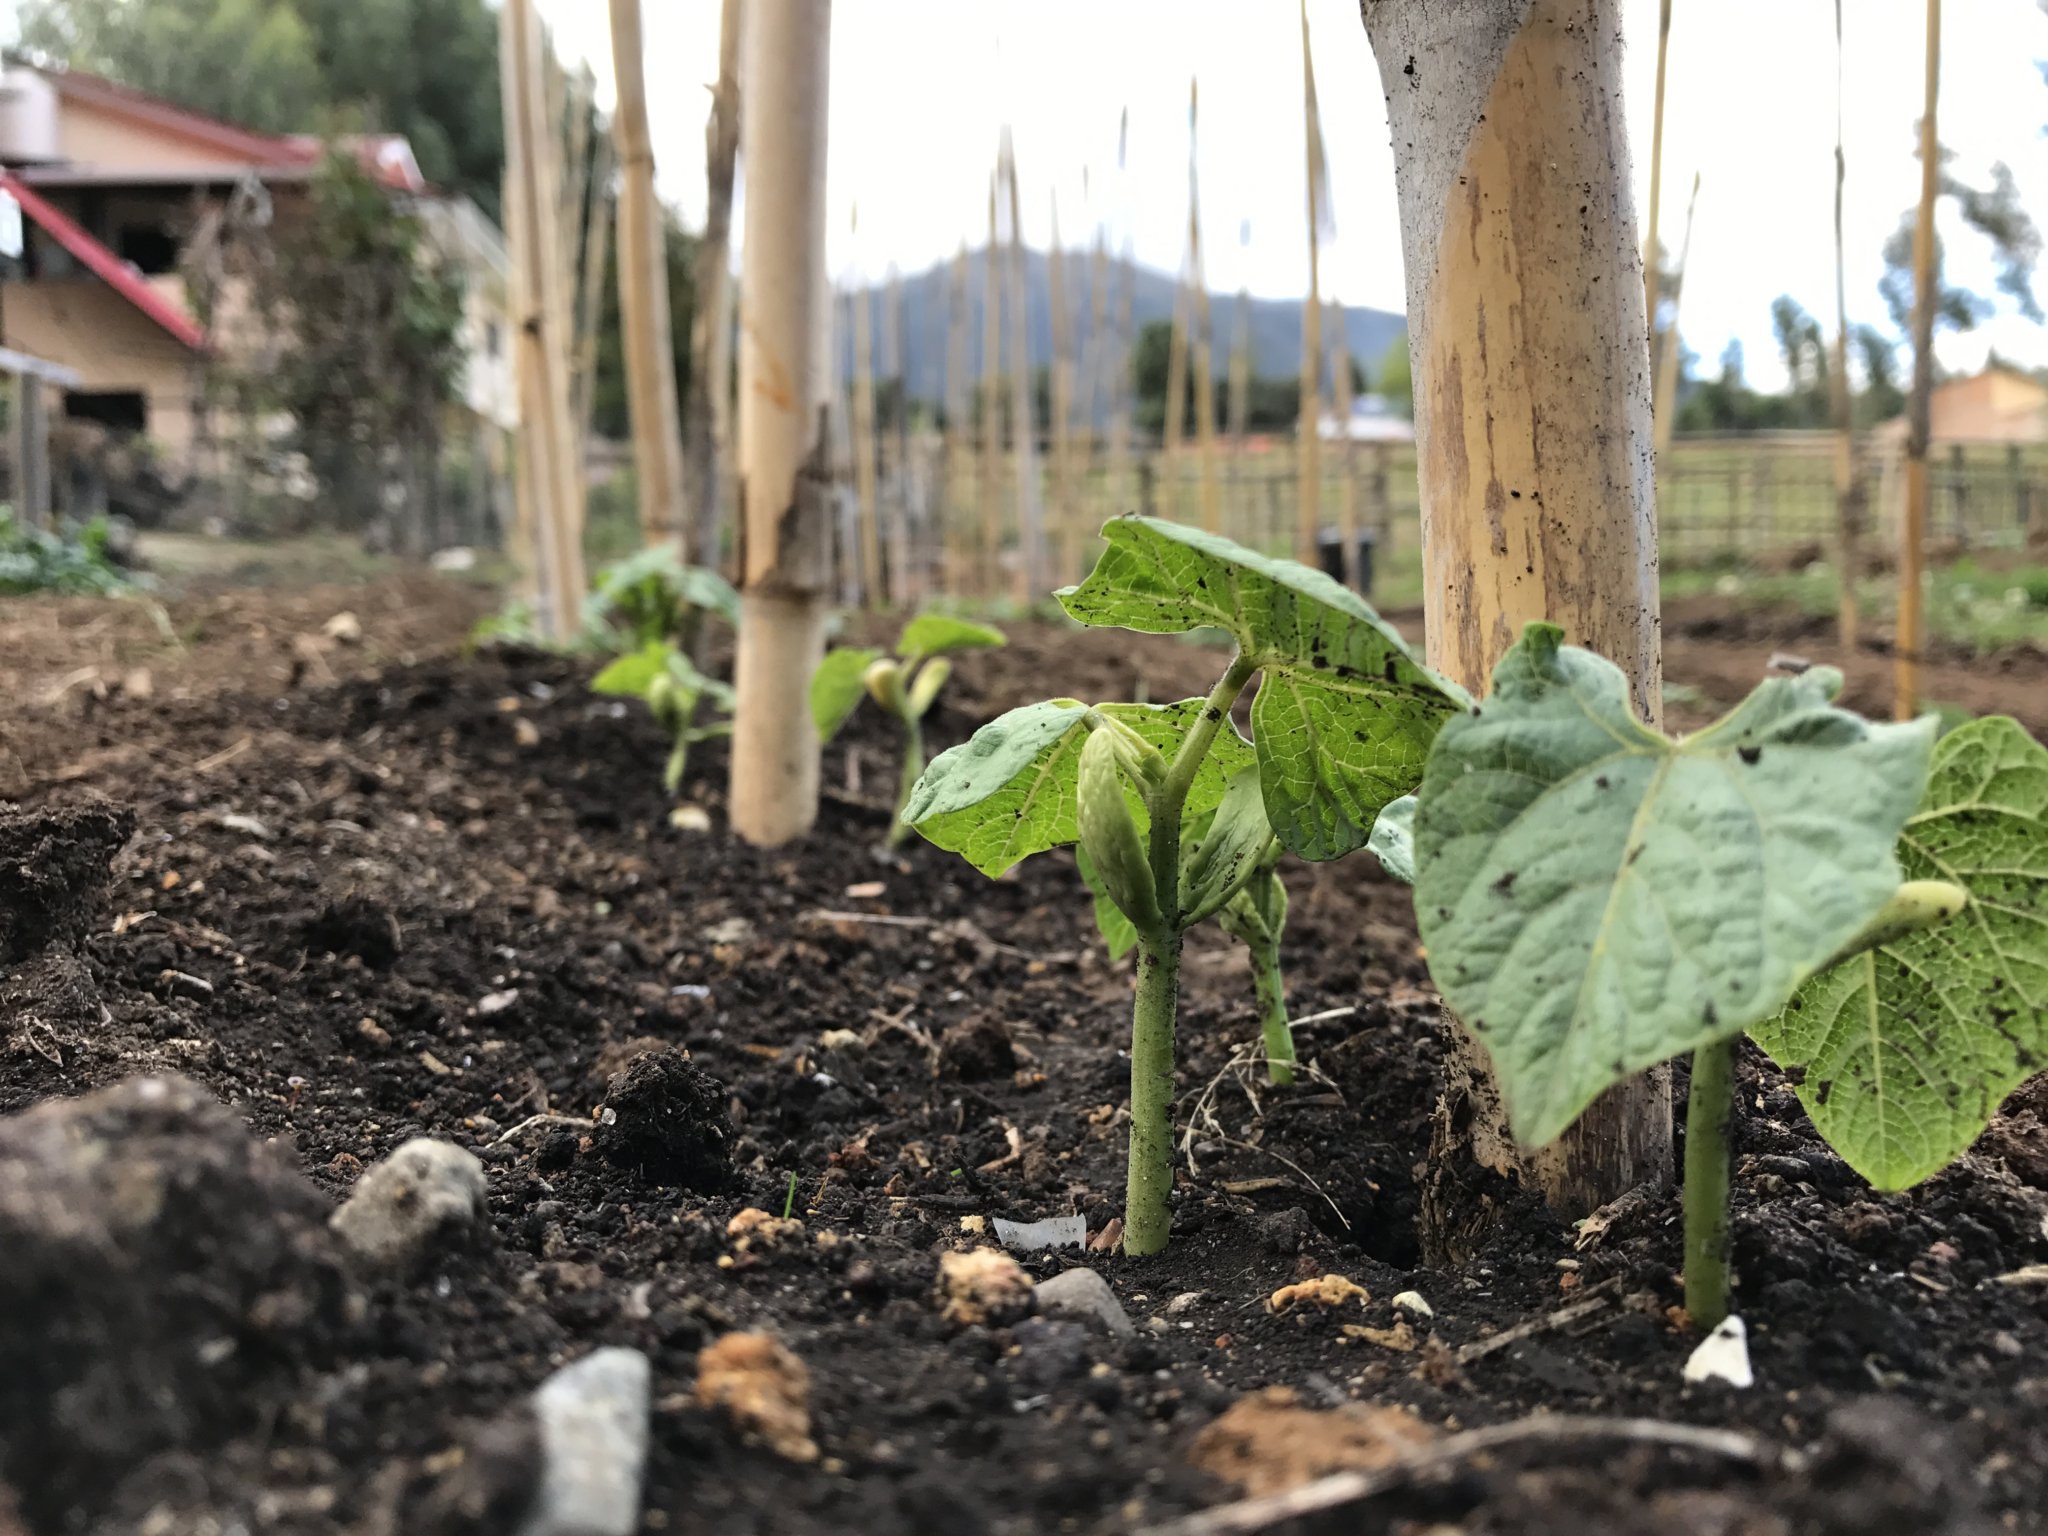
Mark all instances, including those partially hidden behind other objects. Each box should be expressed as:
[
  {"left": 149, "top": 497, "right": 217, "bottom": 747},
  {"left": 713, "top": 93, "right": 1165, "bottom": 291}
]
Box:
[
  {"left": 864, "top": 658, "right": 908, "bottom": 718},
  {"left": 906, "top": 657, "right": 952, "bottom": 718},
  {"left": 1077, "top": 728, "right": 1163, "bottom": 937},
  {"left": 1816, "top": 878, "right": 1970, "bottom": 972},
  {"left": 1090, "top": 712, "right": 1168, "bottom": 787}
]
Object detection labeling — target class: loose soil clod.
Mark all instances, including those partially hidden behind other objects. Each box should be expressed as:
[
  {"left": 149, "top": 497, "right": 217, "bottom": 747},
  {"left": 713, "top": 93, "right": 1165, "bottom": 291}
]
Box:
[
  {"left": 592, "top": 1047, "right": 733, "bottom": 1189},
  {"left": 694, "top": 1332, "right": 818, "bottom": 1464}
]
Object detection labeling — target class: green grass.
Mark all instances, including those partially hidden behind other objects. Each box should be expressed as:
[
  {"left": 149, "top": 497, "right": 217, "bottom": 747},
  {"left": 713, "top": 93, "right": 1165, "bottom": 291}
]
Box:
[{"left": 1663, "top": 555, "right": 2048, "bottom": 652}]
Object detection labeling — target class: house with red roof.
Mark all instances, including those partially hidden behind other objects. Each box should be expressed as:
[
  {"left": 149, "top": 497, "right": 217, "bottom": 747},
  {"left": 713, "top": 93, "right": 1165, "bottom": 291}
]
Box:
[{"left": 0, "top": 57, "right": 512, "bottom": 491}]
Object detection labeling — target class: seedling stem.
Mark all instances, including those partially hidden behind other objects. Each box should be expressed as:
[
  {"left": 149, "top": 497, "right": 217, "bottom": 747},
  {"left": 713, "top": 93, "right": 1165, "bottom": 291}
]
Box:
[{"left": 1682, "top": 1036, "right": 1736, "bottom": 1329}]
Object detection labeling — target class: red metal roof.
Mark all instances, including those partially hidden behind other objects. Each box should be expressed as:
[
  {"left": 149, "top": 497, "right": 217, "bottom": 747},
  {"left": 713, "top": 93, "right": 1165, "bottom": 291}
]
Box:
[{"left": 0, "top": 171, "right": 207, "bottom": 351}]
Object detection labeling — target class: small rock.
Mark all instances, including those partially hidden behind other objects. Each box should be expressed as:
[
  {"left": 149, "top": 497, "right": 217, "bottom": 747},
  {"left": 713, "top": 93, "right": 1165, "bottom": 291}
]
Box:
[
  {"left": 936, "top": 1016, "right": 1016, "bottom": 1081},
  {"left": 695, "top": 1332, "right": 817, "bottom": 1462},
  {"left": 701, "top": 916, "right": 755, "bottom": 946},
  {"left": 1164, "top": 1290, "right": 1204, "bottom": 1316},
  {"left": 356, "top": 1017, "right": 393, "bottom": 1049},
  {"left": 936, "top": 1247, "right": 1036, "bottom": 1327},
  {"left": 322, "top": 611, "right": 363, "bottom": 643},
  {"left": 1033, "top": 1266, "right": 1134, "bottom": 1337},
  {"left": 593, "top": 1049, "right": 732, "bottom": 1189},
  {"left": 668, "top": 805, "right": 711, "bottom": 833},
  {"left": 517, "top": 1348, "right": 651, "bottom": 1536},
  {"left": 329, "top": 1138, "right": 487, "bottom": 1273},
  {"left": 1391, "top": 1290, "right": 1434, "bottom": 1319},
  {"left": 1268, "top": 1274, "right": 1369, "bottom": 1313},
  {"left": 817, "top": 1028, "right": 864, "bottom": 1054},
  {"left": 1009, "top": 1318, "right": 1093, "bottom": 1389},
  {"left": 477, "top": 989, "right": 520, "bottom": 1015},
  {"left": 725, "top": 1207, "right": 803, "bottom": 1255}
]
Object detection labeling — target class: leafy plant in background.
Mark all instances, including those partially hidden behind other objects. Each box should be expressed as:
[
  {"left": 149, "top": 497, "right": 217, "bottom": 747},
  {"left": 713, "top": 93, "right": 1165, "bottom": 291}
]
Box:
[
  {"left": 812, "top": 613, "right": 1005, "bottom": 848},
  {"left": 583, "top": 544, "right": 739, "bottom": 654},
  {"left": 1366, "top": 626, "right": 2031, "bottom": 1328},
  {"left": 0, "top": 511, "right": 136, "bottom": 596},
  {"left": 905, "top": 517, "right": 1464, "bottom": 1254},
  {"left": 591, "top": 640, "right": 735, "bottom": 795}
]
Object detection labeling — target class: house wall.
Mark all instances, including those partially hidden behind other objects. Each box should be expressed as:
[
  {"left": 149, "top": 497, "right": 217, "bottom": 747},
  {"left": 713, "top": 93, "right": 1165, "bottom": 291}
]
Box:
[
  {"left": 0, "top": 279, "right": 198, "bottom": 460},
  {"left": 57, "top": 98, "right": 258, "bottom": 174}
]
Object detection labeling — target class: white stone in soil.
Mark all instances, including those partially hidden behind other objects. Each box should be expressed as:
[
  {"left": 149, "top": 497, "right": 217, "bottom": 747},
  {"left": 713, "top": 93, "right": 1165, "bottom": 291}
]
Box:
[
  {"left": 1682, "top": 1314, "right": 1754, "bottom": 1388},
  {"left": 328, "top": 1137, "right": 487, "bottom": 1272},
  {"left": 1034, "top": 1267, "right": 1134, "bottom": 1337},
  {"left": 517, "top": 1348, "right": 653, "bottom": 1536}
]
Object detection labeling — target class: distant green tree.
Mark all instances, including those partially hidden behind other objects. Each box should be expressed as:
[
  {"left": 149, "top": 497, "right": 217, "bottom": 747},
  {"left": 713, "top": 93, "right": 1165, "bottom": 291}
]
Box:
[
  {"left": 1768, "top": 295, "right": 1831, "bottom": 428},
  {"left": 1877, "top": 139, "right": 2041, "bottom": 338},
  {"left": 590, "top": 203, "right": 698, "bottom": 442},
  {"left": 1854, "top": 325, "right": 1906, "bottom": 426},
  {"left": 1376, "top": 332, "right": 1413, "bottom": 419}
]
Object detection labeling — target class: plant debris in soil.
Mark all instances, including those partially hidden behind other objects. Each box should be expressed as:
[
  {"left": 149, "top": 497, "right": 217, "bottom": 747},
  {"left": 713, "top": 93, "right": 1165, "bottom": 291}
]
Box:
[{"left": 0, "top": 587, "right": 2045, "bottom": 1534}]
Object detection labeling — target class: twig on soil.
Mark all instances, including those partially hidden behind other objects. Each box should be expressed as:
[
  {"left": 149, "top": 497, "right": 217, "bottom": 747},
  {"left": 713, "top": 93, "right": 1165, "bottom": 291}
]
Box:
[
  {"left": 194, "top": 736, "right": 253, "bottom": 774},
  {"left": 1453, "top": 1279, "right": 1621, "bottom": 1365},
  {"left": 800, "top": 908, "right": 1053, "bottom": 963},
  {"left": 1140, "top": 1414, "right": 1805, "bottom": 1536},
  {"left": 493, "top": 1111, "right": 595, "bottom": 1146}
]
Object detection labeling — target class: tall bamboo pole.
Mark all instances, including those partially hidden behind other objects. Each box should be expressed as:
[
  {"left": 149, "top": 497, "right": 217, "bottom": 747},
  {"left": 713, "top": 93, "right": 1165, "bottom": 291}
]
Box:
[
  {"left": 1163, "top": 238, "right": 1191, "bottom": 495},
  {"left": 1830, "top": 0, "right": 1863, "bottom": 652},
  {"left": 688, "top": 0, "right": 742, "bottom": 574},
  {"left": 1049, "top": 194, "right": 1080, "bottom": 582},
  {"left": 1107, "top": 108, "right": 1134, "bottom": 519},
  {"left": 497, "top": 67, "right": 544, "bottom": 616},
  {"left": 1651, "top": 173, "right": 1699, "bottom": 466},
  {"left": 609, "top": 0, "right": 689, "bottom": 552},
  {"left": 945, "top": 241, "right": 971, "bottom": 590},
  {"left": 1897, "top": 0, "right": 1940, "bottom": 722},
  {"left": 1643, "top": 0, "right": 1672, "bottom": 365},
  {"left": 1003, "top": 128, "right": 1042, "bottom": 600},
  {"left": 1187, "top": 80, "right": 1220, "bottom": 533},
  {"left": 885, "top": 264, "right": 912, "bottom": 601},
  {"left": 1297, "top": 0, "right": 1325, "bottom": 564},
  {"left": 851, "top": 213, "right": 882, "bottom": 607},
  {"left": 1229, "top": 225, "right": 1252, "bottom": 537},
  {"left": 980, "top": 176, "right": 1003, "bottom": 595},
  {"left": 1083, "top": 173, "right": 1110, "bottom": 480},
  {"left": 1362, "top": 0, "right": 1670, "bottom": 1239},
  {"left": 1327, "top": 295, "right": 1357, "bottom": 581},
  {"left": 729, "top": 0, "right": 834, "bottom": 847},
  {"left": 569, "top": 144, "right": 613, "bottom": 446}
]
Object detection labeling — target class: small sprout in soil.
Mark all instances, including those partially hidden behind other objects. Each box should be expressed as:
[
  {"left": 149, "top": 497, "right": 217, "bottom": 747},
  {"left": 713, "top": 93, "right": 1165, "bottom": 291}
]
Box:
[
  {"left": 812, "top": 612, "right": 1006, "bottom": 848},
  {"left": 905, "top": 517, "right": 1463, "bottom": 1254},
  {"left": 1370, "top": 624, "right": 2032, "bottom": 1330},
  {"left": 591, "top": 641, "right": 736, "bottom": 794}
]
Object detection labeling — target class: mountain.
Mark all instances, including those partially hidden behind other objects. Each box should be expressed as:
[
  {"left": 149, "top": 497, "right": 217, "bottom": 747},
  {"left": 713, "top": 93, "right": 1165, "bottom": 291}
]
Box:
[{"left": 835, "top": 248, "right": 1405, "bottom": 412}]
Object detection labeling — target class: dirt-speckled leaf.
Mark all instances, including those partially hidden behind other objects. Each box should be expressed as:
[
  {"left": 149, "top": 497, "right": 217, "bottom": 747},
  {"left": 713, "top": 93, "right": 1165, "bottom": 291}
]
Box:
[
  {"left": 1369, "top": 795, "right": 1417, "bottom": 885},
  {"left": 1415, "top": 624, "right": 1936, "bottom": 1149},
  {"left": 1055, "top": 516, "right": 1465, "bottom": 861},
  {"left": 897, "top": 613, "right": 1006, "bottom": 662},
  {"left": 907, "top": 698, "right": 1255, "bottom": 877},
  {"left": 1751, "top": 716, "right": 2048, "bottom": 1189},
  {"left": 810, "top": 647, "right": 882, "bottom": 740}
]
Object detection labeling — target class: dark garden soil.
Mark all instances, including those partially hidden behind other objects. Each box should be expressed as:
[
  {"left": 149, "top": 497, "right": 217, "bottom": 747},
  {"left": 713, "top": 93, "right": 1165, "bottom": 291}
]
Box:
[{"left": 2, "top": 578, "right": 2047, "bottom": 1535}]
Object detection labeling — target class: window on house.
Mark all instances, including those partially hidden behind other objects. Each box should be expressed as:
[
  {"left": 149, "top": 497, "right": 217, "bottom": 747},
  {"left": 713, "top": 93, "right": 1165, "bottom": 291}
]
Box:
[
  {"left": 63, "top": 391, "right": 147, "bottom": 433},
  {"left": 115, "top": 224, "right": 179, "bottom": 276}
]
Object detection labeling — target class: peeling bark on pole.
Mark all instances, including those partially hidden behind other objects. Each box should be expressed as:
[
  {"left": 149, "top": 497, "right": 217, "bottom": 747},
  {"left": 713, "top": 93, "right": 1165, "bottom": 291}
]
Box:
[
  {"left": 687, "top": 0, "right": 741, "bottom": 575},
  {"left": 609, "top": 0, "right": 689, "bottom": 552},
  {"left": 729, "top": 0, "right": 833, "bottom": 848},
  {"left": 1361, "top": 0, "right": 1673, "bottom": 1243},
  {"left": 1897, "top": 0, "right": 1940, "bottom": 723}
]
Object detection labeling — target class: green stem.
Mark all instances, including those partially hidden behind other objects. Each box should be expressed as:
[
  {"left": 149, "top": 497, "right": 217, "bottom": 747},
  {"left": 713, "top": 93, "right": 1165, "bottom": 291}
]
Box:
[
  {"left": 1248, "top": 932, "right": 1294, "bottom": 1086},
  {"left": 1123, "top": 935, "right": 1182, "bottom": 1256},
  {"left": 1683, "top": 1036, "right": 1737, "bottom": 1330},
  {"left": 888, "top": 715, "right": 924, "bottom": 849},
  {"left": 1123, "top": 651, "right": 1257, "bottom": 1257}
]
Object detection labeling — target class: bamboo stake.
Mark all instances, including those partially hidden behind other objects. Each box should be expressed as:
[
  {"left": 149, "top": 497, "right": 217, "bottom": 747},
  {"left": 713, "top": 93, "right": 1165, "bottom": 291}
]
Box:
[
  {"left": 1643, "top": 0, "right": 1672, "bottom": 363},
  {"left": 1651, "top": 173, "right": 1699, "bottom": 467},
  {"left": 1297, "top": 0, "right": 1324, "bottom": 564},
  {"left": 496, "top": 78, "right": 544, "bottom": 615},
  {"left": 1083, "top": 173, "right": 1110, "bottom": 488},
  {"left": 1003, "top": 127, "right": 1042, "bottom": 600},
  {"left": 1327, "top": 294, "right": 1356, "bottom": 582},
  {"left": 569, "top": 137, "right": 613, "bottom": 446},
  {"left": 980, "top": 175, "right": 1003, "bottom": 596},
  {"left": 1164, "top": 233, "right": 1191, "bottom": 504},
  {"left": 687, "top": 0, "right": 742, "bottom": 575},
  {"left": 1898, "top": 0, "right": 1939, "bottom": 722},
  {"left": 1048, "top": 194, "right": 1079, "bottom": 582},
  {"left": 885, "top": 263, "right": 912, "bottom": 601},
  {"left": 1107, "top": 108, "right": 1134, "bottom": 521},
  {"left": 729, "top": 0, "right": 834, "bottom": 848},
  {"left": 608, "top": 0, "right": 688, "bottom": 553},
  {"left": 851, "top": 210, "right": 882, "bottom": 605},
  {"left": 946, "top": 241, "right": 971, "bottom": 591},
  {"left": 1187, "top": 80, "right": 1220, "bottom": 533},
  {"left": 1229, "top": 220, "right": 1251, "bottom": 537},
  {"left": 1830, "top": 0, "right": 1863, "bottom": 652}
]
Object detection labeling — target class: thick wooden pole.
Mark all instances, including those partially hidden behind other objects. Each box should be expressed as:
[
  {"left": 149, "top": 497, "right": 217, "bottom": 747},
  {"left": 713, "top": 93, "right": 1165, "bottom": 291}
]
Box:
[
  {"left": 1830, "top": 0, "right": 1862, "bottom": 652},
  {"left": 1897, "top": 0, "right": 1940, "bottom": 722},
  {"left": 730, "top": 0, "right": 833, "bottom": 846},
  {"left": 609, "top": 0, "right": 689, "bottom": 552},
  {"left": 1298, "top": 0, "right": 1324, "bottom": 563},
  {"left": 688, "top": 0, "right": 742, "bottom": 574},
  {"left": 1362, "top": 0, "right": 1672, "bottom": 1237}
]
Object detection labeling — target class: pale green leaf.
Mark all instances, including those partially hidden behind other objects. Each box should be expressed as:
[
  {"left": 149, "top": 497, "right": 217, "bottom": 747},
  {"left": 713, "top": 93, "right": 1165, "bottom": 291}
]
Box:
[
  {"left": 810, "top": 647, "right": 883, "bottom": 740},
  {"left": 1077, "top": 847, "right": 1141, "bottom": 961},
  {"left": 1751, "top": 716, "right": 2048, "bottom": 1189},
  {"left": 897, "top": 612, "right": 1006, "bottom": 662},
  {"left": 906, "top": 698, "right": 1254, "bottom": 878},
  {"left": 1368, "top": 795, "right": 1417, "bottom": 885},
  {"left": 1415, "top": 624, "right": 1936, "bottom": 1149},
  {"left": 1179, "top": 768, "right": 1276, "bottom": 926},
  {"left": 1055, "top": 516, "right": 1464, "bottom": 860},
  {"left": 590, "top": 642, "right": 666, "bottom": 699}
]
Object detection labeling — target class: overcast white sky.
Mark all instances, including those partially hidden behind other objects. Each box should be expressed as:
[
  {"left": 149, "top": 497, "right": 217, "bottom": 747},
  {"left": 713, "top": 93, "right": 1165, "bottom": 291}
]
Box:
[{"left": 538, "top": 0, "right": 2048, "bottom": 393}]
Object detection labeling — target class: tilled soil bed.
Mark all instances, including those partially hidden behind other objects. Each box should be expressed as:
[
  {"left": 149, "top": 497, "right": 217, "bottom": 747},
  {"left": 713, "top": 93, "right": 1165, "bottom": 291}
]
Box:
[{"left": 1, "top": 583, "right": 2046, "bottom": 1535}]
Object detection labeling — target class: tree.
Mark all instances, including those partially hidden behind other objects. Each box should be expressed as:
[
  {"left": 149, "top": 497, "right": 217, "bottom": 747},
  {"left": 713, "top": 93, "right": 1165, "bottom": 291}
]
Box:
[
  {"left": 1877, "top": 141, "right": 2041, "bottom": 340},
  {"left": 20, "top": 0, "right": 505, "bottom": 214},
  {"left": 1768, "top": 295, "right": 1830, "bottom": 427},
  {"left": 1361, "top": 0, "right": 1670, "bottom": 1252},
  {"left": 1376, "top": 332, "right": 1412, "bottom": 418}
]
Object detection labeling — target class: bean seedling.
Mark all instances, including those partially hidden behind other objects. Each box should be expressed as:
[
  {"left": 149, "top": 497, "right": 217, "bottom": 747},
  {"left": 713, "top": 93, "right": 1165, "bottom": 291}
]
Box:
[
  {"left": 905, "top": 517, "right": 1464, "bottom": 1254},
  {"left": 812, "top": 613, "right": 1005, "bottom": 848},
  {"left": 1368, "top": 625, "right": 2037, "bottom": 1328},
  {"left": 591, "top": 641, "right": 736, "bottom": 795}
]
